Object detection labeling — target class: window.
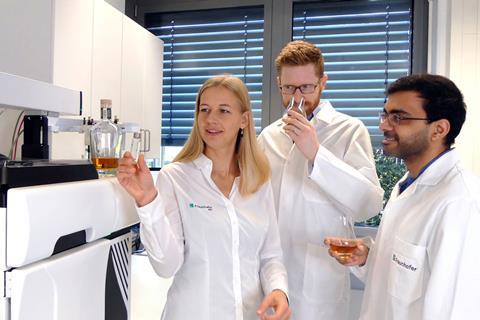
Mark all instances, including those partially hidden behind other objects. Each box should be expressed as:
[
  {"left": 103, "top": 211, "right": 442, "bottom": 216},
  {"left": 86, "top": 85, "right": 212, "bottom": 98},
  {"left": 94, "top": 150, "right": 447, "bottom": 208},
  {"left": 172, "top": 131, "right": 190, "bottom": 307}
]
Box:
[
  {"left": 128, "top": 0, "right": 426, "bottom": 165},
  {"left": 145, "top": 7, "right": 265, "bottom": 149},
  {"left": 292, "top": 0, "right": 413, "bottom": 146}
]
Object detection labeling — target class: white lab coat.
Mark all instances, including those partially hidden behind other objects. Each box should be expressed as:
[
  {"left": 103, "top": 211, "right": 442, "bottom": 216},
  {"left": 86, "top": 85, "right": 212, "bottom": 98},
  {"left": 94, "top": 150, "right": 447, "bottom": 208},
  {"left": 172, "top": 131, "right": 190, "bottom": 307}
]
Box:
[
  {"left": 137, "top": 154, "right": 288, "bottom": 320},
  {"left": 258, "top": 101, "right": 383, "bottom": 320},
  {"left": 357, "top": 149, "right": 480, "bottom": 320}
]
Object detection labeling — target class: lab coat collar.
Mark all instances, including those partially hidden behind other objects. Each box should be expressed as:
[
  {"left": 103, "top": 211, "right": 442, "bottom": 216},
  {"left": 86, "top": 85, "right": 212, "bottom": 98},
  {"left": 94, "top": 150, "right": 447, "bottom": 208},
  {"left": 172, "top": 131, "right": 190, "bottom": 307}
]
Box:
[
  {"left": 411, "top": 148, "right": 461, "bottom": 187},
  {"left": 193, "top": 153, "right": 213, "bottom": 172},
  {"left": 391, "top": 149, "right": 460, "bottom": 200},
  {"left": 312, "top": 100, "right": 335, "bottom": 125}
]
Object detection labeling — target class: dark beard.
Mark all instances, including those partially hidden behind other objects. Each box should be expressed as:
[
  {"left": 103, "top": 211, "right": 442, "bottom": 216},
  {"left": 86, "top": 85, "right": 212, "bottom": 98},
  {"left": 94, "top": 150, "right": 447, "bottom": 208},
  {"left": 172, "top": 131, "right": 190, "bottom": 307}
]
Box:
[{"left": 383, "top": 131, "right": 430, "bottom": 161}]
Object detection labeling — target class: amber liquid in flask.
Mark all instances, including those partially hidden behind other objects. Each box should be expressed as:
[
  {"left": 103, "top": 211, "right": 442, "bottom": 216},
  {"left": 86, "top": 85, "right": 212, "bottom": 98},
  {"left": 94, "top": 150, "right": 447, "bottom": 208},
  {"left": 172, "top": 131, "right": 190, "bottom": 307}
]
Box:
[
  {"left": 91, "top": 157, "right": 119, "bottom": 170},
  {"left": 329, "top": 240, "right": 358, "bottom": 258}
]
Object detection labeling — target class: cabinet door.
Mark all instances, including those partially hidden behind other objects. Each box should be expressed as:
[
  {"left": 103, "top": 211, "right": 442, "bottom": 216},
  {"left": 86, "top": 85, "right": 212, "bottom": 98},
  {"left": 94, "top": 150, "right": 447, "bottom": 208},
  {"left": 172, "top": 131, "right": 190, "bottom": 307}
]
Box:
[
  {"left": 121, "top": 18, "right": 163, "bottom": 159},
  {"left": 90, "top": 0, "right": 123, "bottom": 121},
  {"left": 142, "top": 31, "right": 163, "bottom": 159},
  {"left": 50, "top": 0, "right": 95, "bottom": 160},
  {"left": 53, "top": 0, "right": 95, "bottom": 117},
  {"left": 120, "top": 16, "right": 145, "bottom": 127}
]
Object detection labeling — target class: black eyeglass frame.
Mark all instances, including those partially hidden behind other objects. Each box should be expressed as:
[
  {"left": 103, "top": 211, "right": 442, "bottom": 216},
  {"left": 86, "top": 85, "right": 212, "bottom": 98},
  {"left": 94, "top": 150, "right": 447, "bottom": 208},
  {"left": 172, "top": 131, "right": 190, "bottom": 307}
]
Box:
[
  {"left": 279, "top": 83, "right": 319, "bottom": 95},
  {"left": 379, "top": 111, "right": 430, "bottom": 126}
]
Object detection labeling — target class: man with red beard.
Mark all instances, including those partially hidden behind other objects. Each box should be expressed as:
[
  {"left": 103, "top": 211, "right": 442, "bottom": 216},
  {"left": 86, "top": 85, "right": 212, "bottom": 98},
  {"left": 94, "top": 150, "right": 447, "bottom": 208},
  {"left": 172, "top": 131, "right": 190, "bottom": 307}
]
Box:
[
  {"left": 326, "top": 74, "right": 480, "bottom": 319},
  {"left": 258, "top": 40, "right": 384, "bottom": 319}
]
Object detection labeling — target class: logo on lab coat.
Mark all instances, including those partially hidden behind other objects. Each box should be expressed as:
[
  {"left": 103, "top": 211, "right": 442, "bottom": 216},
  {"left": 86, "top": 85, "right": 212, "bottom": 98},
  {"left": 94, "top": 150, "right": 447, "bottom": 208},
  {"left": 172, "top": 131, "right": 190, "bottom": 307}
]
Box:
[
  {"left": 189, "top": 203, "right": 213, "bottom": 211},
  {"left": 392, "top": 253, "right": 417, "bottom": 272}
]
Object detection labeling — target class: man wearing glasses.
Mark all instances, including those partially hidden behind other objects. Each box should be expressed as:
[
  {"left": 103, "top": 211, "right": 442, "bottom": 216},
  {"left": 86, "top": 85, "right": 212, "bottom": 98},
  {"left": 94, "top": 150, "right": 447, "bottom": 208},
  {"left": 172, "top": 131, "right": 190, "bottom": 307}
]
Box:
[
  {"left": 257, "top": 40, "right": 384, "bottom": 319},
  {"left": 327, "top": 74, "right": 480, "bottom": 319}
]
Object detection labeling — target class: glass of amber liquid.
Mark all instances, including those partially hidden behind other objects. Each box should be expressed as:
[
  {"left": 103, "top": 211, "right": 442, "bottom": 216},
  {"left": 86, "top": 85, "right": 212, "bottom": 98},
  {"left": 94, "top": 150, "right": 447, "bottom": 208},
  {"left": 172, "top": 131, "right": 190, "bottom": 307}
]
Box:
[{"left": 328, "top": 216, "right": 358, "bottom": 259}]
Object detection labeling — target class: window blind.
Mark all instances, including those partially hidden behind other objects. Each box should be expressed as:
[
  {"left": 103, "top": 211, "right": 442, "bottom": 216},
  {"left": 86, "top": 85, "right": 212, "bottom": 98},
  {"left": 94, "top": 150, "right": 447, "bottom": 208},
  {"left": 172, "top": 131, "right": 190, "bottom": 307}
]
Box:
[
  {"left": 292, "top": 0, "right": 413, "bottom": 146},
  {"left": 145, "top": 7, "right": 264, "bottom": 146}
]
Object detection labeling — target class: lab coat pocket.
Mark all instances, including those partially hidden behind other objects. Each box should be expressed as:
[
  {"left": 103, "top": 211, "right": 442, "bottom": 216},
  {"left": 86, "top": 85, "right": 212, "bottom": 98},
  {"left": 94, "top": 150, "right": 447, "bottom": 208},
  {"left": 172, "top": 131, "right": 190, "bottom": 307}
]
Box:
[
  {"left": 387, "top": 237, "right": 426, "bottom": 304},
  {"left": 303, "top": 243, "right": 349, "bottom": 304}
]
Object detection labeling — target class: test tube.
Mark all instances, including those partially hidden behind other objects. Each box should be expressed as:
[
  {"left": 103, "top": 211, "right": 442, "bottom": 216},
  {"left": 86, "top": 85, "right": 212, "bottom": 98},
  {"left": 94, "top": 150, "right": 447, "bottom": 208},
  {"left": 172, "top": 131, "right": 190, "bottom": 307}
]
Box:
[{"left": 130, "top": 132, "right": 141, "bottom": 162}]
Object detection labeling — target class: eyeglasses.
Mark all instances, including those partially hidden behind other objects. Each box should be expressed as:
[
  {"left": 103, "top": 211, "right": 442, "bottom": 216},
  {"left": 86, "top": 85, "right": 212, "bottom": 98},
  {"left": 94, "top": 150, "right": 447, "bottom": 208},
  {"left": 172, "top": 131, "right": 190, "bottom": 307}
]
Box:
[
  {"left": 279, "top": 83, "right": 318, "bottom": 95},
  {"left": 379, "top": 111, "right": 429, "bottom": 126}
]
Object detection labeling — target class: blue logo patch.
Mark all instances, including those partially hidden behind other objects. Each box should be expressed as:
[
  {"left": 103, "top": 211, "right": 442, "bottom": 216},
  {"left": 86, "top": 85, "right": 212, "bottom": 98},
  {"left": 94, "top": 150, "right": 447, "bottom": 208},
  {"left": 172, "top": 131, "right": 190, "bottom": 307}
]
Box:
[{"left": 189, "top": 203, "right": 213, "bottom": 211}]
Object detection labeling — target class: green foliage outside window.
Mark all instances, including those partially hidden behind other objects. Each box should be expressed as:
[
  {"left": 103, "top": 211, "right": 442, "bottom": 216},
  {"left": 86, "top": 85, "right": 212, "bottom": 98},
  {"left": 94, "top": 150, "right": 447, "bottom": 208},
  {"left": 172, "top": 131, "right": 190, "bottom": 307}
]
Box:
[{"left": 359, "top": 149, "right": 407, "bottom": 226}]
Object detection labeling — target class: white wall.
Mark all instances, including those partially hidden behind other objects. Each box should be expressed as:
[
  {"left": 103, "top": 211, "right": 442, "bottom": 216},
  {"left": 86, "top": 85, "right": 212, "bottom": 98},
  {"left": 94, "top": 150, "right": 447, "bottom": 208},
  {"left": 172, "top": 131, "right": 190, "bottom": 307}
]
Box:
[{"left": 429, "top": 0, "right": 480, "bottom": 174}]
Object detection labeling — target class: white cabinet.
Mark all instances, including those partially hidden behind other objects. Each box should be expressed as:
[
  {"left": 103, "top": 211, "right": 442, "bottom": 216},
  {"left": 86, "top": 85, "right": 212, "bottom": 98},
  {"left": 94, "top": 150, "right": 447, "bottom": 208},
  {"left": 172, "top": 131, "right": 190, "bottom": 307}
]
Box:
[
  {"left": 52, "top": 0, "right": 95, "bottom": 117},
  {"left": 142, "top": 29, "right": 164, "bottom": 159},
  {"left": 121, "top": 16, "right": 163, "bottom": 157},
  {"left": 90, "top": 0, "right": 123, "bottom": 121},
  {"left": 121, "top": 16, "right": 146, "bottom": 127},
  {"left": 0, "top": 0, "right": 163, "bottom": 159}
]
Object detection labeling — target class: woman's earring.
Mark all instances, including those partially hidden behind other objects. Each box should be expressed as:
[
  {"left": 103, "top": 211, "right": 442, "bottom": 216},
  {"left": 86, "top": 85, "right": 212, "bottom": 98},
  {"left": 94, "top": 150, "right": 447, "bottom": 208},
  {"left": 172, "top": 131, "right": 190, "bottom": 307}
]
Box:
[{"left": 240, "top": 128, "right": 244, "bottom": 137}]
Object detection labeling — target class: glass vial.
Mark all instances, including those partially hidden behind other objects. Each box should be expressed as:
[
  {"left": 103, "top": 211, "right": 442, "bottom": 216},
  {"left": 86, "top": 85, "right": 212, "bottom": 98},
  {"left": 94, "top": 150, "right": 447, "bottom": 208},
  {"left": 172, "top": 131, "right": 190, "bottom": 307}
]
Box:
[{"left": 130, "top": 131, "right": 142, "bottom": 162}]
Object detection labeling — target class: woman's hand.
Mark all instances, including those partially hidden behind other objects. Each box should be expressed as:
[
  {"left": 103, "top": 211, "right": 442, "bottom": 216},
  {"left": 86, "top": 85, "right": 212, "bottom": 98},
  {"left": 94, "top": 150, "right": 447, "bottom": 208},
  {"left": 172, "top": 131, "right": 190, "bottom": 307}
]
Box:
[
  {"left": 257, "top": 289, "right": 291, "bottom": 320},
  {"left": 117, "top": 152, "right": 157, "bottom": 207}
]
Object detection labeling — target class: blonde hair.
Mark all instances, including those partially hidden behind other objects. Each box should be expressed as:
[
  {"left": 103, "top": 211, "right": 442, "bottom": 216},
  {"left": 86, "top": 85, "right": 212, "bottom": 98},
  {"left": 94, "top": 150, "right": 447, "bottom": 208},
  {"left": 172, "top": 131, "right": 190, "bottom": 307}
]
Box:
[
  {"left": 275, "top": 40, "right": 325, "bottom": 79},
  {"left": 173, "top": 75, "right": 271, "bottom": 196}
]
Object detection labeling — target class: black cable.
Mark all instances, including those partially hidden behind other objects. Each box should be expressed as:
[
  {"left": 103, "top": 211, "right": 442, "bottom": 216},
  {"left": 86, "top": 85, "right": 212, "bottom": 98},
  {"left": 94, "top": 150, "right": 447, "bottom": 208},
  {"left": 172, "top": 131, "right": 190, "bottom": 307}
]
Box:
[
  {"left": 12, "top": 129, "right": 24, "bottom": 160},
  {"left": 9, "top": 111, "right": 24, "bottom": 158}
]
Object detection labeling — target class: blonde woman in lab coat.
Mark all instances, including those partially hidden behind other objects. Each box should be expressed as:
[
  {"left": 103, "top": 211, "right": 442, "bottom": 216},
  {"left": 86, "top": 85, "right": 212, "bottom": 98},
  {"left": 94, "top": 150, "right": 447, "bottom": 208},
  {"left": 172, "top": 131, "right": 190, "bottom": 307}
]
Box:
[
  {"left": 326, "top": 74, "right": 480, "bottom": 319},
  {"left": 258, "top": 40, "right": 384, "bottom": 319},
  {"left": 117, "top": 75, "right": 290, "bottom": 320}
]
